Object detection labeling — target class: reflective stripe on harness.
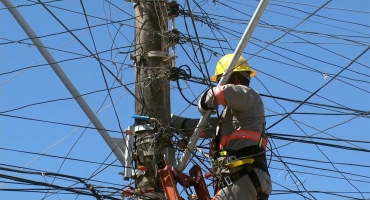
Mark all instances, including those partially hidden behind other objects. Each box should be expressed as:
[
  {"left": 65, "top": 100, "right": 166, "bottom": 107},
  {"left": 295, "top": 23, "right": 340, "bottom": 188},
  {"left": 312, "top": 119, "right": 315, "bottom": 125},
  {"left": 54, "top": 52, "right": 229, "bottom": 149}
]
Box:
[
  {"left": 225, "top": 157, "right": 254, "bottom": 169},
  {"left": 214, "top": 150, "right": 255, "bottom": 169},
  {"left": 219, "top": 130, "right": 268, "bottom": 149}
]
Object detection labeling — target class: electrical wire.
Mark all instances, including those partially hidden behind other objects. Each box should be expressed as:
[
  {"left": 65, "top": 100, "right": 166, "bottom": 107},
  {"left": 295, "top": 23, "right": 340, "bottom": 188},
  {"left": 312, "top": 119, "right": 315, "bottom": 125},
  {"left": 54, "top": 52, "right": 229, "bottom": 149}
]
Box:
[{"left": 2, "top": 0, "right": 369, "bottom": 199}]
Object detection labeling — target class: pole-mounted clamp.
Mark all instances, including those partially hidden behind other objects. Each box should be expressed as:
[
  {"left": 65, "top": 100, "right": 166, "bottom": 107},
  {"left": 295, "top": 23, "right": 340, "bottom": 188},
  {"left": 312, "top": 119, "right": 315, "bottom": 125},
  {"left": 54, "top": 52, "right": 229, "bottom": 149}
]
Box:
[
  {"left": 129, "top": 51, "right": 167, "bottom": 64},
  {"left": 147, "top": 51, "right": 167, "bottom": 58}
]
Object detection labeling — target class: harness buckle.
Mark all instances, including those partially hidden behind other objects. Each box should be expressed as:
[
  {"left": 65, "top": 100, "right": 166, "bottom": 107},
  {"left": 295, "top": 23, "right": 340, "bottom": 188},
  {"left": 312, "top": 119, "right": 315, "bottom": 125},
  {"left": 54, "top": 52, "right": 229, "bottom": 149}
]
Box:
[
  {"left": 212, "top": 159, "right": 218, "bottom": 168},
  {"left": 224, "top": 176, "right": 233, "bottom": 186},
  {"left": 227, "top": 156, "right": 237, "bottom": 163}
]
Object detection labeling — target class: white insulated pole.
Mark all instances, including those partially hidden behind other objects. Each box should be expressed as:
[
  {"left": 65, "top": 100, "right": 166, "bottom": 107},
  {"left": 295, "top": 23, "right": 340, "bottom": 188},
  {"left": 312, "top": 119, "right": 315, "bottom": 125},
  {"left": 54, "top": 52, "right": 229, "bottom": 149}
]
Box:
[
  {"left": 176, "top": 0, "right": 270, "bottom": 172},
  {"left": 1, "top": 0, "right": 126, "bottom": 166}
]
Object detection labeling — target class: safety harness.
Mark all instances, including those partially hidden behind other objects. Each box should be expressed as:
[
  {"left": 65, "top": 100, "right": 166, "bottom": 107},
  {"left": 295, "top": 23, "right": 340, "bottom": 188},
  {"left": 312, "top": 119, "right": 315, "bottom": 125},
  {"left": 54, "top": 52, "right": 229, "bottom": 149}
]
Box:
[
  {"left": 206, "top": 95, "right": 269, "bottom": 199},
  {"left": 213, "top": 146, "right": 269, "bottom": 200},
  {"left": 224, "top": 161, "right": 269, "bottom": 200}
]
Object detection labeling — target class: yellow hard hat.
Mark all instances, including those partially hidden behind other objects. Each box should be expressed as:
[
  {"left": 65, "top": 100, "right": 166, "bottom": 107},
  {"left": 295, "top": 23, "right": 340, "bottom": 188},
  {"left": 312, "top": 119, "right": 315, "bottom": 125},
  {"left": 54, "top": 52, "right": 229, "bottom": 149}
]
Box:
[{"left": 211, "top": 54, "right": 256, "bottom": 82}]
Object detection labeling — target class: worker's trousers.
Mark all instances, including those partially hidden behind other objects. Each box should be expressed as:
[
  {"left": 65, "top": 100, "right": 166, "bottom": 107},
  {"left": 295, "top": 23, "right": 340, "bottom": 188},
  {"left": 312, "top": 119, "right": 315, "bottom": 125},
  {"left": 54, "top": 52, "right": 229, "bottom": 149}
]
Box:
[{"left": 213, "top": 168, "right": 272, "bottom": 200}]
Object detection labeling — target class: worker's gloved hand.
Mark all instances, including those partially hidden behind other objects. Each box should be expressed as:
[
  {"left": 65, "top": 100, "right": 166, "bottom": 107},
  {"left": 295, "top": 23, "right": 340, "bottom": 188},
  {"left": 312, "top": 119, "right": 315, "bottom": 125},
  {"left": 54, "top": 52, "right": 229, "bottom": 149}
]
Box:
[
  {"left": 170, "top": 114, "right": 187, "bottom": 129},
  {"left": 198, "top": 90, "right": 216, "bottom": 115}
]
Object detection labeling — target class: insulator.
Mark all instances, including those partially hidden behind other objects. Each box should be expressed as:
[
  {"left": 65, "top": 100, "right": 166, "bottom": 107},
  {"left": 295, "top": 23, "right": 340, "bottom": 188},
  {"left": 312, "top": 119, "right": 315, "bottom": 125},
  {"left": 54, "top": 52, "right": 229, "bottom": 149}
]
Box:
[
  {"left": 165, "top": 29, "right": 180, "bottom": 46},
  {"left": 169, "top": 67, "right": 180, "bottom": 81},
  {"left": 137, "top": 165, "right": 147, "bottom": 171},
  {"left": 167, "top": 0, "right": 180, "bottom": 18}
]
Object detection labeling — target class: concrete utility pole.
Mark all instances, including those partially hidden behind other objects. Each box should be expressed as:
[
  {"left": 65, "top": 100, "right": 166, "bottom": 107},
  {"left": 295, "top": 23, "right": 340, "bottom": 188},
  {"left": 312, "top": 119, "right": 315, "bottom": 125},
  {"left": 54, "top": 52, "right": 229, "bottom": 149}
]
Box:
[{"left": 133, "top": 0, "right": 173, "bottom": 197}]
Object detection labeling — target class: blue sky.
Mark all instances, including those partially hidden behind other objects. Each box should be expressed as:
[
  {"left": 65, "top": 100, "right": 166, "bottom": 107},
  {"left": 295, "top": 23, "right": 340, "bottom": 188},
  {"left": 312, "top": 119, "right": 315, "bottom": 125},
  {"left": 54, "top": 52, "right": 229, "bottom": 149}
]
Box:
[{"left": 1, "top": 0, "right": 369, "bottom": 199}]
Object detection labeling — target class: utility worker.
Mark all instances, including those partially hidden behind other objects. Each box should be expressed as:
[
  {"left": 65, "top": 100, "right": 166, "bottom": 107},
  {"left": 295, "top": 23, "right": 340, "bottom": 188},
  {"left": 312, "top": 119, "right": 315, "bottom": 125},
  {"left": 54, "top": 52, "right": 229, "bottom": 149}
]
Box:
[{"left": 171, "top": 54, "right": 271, "bottom": 200}]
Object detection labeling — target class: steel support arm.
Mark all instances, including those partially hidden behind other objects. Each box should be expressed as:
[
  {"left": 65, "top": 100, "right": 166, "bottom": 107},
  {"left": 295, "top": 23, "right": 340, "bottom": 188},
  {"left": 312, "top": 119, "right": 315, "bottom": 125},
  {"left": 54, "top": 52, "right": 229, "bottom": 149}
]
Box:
[{"left": 1, "top": 0, "right": 126, "bottom": 166}]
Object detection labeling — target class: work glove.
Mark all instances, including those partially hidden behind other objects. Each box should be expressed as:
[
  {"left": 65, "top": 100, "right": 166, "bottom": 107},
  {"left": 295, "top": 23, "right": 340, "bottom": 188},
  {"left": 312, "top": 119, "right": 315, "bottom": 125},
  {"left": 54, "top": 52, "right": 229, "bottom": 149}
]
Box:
[{"left": 198, "top": 90, "right": 216, "bottom": 115}]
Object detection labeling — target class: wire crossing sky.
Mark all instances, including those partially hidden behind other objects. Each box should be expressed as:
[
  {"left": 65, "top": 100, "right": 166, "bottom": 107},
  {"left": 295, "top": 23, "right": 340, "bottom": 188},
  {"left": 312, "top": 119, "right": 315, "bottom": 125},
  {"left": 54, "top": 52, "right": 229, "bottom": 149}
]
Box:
[{"left": 1, "top": 0, "right": 369, "bottom": 199}]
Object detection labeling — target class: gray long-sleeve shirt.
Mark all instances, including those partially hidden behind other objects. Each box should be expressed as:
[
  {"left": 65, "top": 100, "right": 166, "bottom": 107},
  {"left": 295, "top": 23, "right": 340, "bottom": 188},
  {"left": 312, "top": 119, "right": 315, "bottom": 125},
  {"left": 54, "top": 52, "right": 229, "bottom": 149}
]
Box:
[
  {"left": 171, "top": 84, "right": 268, "bottom": 167},
  {"left": 173, "top": 84, "right": 266, "bottom": 147},
  {"left": 171, "top": 83, "right": 270, "bottom": 198},
  {"left": 202, "top": 84, "right": 266, "bottom": 150}
]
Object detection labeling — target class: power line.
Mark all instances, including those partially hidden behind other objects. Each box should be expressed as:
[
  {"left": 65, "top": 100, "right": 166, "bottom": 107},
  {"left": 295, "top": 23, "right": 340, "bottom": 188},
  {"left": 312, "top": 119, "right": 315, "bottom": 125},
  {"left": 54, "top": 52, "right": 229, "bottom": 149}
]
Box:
[{"left": 268, "top": 45, "right": 370, "bottom": 129}]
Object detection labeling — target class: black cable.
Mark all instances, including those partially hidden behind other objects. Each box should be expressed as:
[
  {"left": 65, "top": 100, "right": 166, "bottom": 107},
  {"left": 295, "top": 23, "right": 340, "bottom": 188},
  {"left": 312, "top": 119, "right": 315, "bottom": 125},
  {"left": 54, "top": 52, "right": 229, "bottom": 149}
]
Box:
[
  {"left": 271, "top": 188, "right": 366, "bottom": 200},
  {"left": 269, "top": 134, "right": 370, "bottom": 153},
  {"left": 270, "top": 138, "right": 313, "bottom": 199},
  {"left": 79, "top": 0, "right": 125, "bottom": 135},
  {"left": 0, "top": 163, "right": 126, "bottom": 188},
  {"left": 183, "top": 0, "right": 221, "bottom": 118},
  {"left": 270, "top": 165, "right": 370, "bottom": 185},
  {"left": 269, "top": 1, "right": 370, "bottom": 29},
  {"left": 270, "top": 180, "right": 310, "bottom": 199},
  {"left": 4, "top": 1, "right": 369, "bottom": 199},
  {"left": 35, "top": 0, "right": 157, "bottom": 124},
  {"left": 268, "top": 45, "right": 370, "bottom": 129},
  {"left": 0, "top": 148, "right": 121, "bottom": 167},
  {"left": 200, "top": 3, "right": 370, "bottom": 80},
  {"left": 0, "top": 85, "right": 125, "bottom": 113},
  {"left": 0, "top": 166, "right": 106, "bottom": 200},
  {"left": 0, "top": 113, "right": 121, "bottom": 133},
  {"left": 0, "top": 44, "right": 134, "bottom": 76},
  {"left": 272, "top": 0, "right": 370, "bottom": 14},
  {"left": 172, "top": 64, "right": 198, "bottom": 106},
  {"left": 0, "top": 18, "right": 136, "bottom": 47},
  {"left": 268, "top": 132, "right": 370, "bottom": 144},
  {"left": 258, "top": 56, "right": 368, "bottom": 199},
  {"left": 182, "top": 73, "right": 369, "bottom": 114},
  {"left": 271, "top": 155, "right": 370, "bottom": 169}
]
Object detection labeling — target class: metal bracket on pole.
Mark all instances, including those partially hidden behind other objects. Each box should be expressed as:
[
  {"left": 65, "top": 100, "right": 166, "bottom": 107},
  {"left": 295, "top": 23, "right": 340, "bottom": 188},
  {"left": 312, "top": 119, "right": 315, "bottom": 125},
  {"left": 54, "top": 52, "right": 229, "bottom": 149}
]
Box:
[
  {"left": 117, "top": 125, "right": 154, "bottom": 180},
  {"left": 119, "top": 169, "right": 146, "bottom": 179},
  {"left": 134, "top": 124, "right": 157, "bottom": 156},
  {"left": 148, "top": 51, "right": 167, "bottom": 58},
  {"left": 115, "top": 126, "right": 135, "bottom": 180},
  {"left": 134, "top": 124, "right": 155, "bottom": 132},
  {"left": 175, "top": 0, "right": 270, "bottom": 172}
]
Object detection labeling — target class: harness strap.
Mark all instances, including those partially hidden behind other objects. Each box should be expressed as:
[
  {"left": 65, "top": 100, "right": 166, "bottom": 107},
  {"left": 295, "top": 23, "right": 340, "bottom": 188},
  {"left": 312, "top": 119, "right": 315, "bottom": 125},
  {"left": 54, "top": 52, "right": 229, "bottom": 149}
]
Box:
[
  {"left": 213, "top": 146, "right": 265, "bottom": 160},
  {"left": 213, "top": 146, "right": 269, "bottom": 174},
  {"left": 223, "top": 163, "right": 269, "bottom": 200},
  {"left": 247, "top": 166, "right": 269, "bottom": 200},
  {"left": 214, "top": 147, "right": 270, "bottom": 199},
  {"left": 219, "top": 130, "right": 268, "bottom": 149}
]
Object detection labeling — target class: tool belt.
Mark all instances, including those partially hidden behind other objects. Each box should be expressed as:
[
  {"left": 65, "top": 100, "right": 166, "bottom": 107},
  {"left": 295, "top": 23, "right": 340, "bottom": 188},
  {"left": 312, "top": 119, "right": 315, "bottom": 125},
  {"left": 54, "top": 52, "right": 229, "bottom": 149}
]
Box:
[
  {"left": 213, "top": 146, "right": 269, "bottom": 200},
  {"left": 213, "top": 146, "right": 269, "bottom": 173},
  {"left": 213, "top": 145, "right": 265, "bottom": 159}
]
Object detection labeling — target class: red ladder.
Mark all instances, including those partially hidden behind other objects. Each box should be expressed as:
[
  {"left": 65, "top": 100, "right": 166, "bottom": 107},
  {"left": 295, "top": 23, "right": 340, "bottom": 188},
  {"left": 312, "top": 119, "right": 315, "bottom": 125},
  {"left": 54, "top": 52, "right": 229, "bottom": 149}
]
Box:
[{"left": 158, "top": 160, "right": 211, "bottom": 200}]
